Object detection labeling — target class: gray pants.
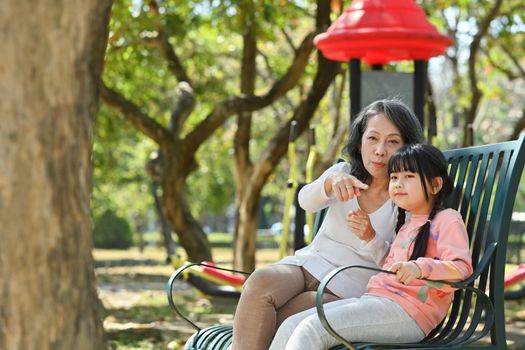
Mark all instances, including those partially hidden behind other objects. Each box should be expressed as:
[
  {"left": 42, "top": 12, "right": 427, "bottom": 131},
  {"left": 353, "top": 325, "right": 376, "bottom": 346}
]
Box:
[{"left": 269, "top": 295, "right": 425, "bottom": 350}]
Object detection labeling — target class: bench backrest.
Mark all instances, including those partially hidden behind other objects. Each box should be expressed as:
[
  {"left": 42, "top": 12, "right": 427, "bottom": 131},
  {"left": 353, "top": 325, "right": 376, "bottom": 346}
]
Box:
[
  {"left": 313, "top": 135, "right": 525, "bottom": 348},
  {"left": 425, "top": 134, "right": 525, "bottom": 346}
]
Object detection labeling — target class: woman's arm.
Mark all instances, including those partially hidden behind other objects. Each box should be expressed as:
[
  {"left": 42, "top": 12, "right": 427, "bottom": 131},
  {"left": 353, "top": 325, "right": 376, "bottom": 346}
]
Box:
[
  {"left": 299, "top": 163, "right": 368, "bottom": 212},
  {"left": 298, "top": 163, "right": 345, "bottom": 212},
  {"left": 361, "top": 235, "right": 395, "bottom": 266}
]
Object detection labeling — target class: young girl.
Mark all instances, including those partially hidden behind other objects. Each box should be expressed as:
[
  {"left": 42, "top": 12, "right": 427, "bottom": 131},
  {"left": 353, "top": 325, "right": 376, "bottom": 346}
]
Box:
[{"left": 268, "top": 143, "right": 473, "bottom": 350}]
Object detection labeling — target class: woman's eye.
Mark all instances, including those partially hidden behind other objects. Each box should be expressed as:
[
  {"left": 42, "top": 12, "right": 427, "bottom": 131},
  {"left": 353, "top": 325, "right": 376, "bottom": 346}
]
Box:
[{"left": 388, "top": 139, "right": 400, "bottom": 144}]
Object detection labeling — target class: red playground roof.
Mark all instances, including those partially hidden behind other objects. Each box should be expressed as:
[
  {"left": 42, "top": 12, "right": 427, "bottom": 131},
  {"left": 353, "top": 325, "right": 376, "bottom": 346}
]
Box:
[{"left": 314, "top": 0, "right": 453, "bottom": 64}]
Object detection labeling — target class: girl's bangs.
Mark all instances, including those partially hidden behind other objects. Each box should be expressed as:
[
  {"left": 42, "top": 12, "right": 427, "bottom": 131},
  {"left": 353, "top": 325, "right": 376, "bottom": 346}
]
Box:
[{"left": 389, "top": 150, "right": 420, "bottom": 174}]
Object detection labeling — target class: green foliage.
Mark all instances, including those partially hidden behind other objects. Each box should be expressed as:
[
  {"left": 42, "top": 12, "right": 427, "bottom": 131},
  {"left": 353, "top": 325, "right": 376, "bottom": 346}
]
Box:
[
  {"left": 101, "top": 0, "right": 320, "bottom": 228},
  {"left": 92, "top": 104, "right": 156, "bottom": 234},
  {"left": 93, "top": 210, "right": 134, "bottom": 249},
  {"left": 100, "top": 0, "right": 525, "bottom": 244}
]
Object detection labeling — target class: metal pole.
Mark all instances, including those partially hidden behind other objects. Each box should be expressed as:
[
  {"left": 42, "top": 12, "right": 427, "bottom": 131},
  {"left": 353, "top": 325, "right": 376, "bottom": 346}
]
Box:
[
  {"left": 305, "top": 126, "right": 316, "bottom": 244},
  {"left": 349, "top": 58, "right": 361, "bottom": 121},
  {"left": 414, "top": 60, "right": 427, "bottom": 138},
  {"left": 279, "top": 121, "right": 298, "bottom": 259}
]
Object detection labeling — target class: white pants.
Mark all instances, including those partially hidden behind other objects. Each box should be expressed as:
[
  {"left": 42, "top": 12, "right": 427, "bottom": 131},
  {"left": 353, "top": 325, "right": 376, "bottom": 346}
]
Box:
[{"left": 269, "top": 295, "right": 425, "bottom": 350}]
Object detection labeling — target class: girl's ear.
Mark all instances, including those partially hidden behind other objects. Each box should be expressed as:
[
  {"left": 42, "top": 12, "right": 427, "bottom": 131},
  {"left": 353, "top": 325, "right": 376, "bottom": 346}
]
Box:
[{"left": 431, "top": 177, "right": 443, "bottom": 195}]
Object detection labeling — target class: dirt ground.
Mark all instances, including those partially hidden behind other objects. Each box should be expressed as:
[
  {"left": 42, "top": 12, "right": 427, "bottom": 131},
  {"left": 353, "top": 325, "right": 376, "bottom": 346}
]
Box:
[{"left": 96, "top": 261, "right": 239, "bottom": 349}]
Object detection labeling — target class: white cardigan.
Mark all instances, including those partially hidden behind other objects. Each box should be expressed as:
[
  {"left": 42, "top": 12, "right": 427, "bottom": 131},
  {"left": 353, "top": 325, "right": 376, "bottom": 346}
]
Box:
[{"left": 277, "top": 162, "right": 397, "bottom": 299}]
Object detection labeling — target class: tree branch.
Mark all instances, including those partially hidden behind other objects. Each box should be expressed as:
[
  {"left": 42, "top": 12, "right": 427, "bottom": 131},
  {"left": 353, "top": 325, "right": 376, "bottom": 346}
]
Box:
[
  {"left": 280, "top": 27, "right": 297, "bottom": 51},
  {"left": 184, "top": 31, "right": 316, "bottom": 152},
  {"left": 253, "top": 0, "right": 340, "bottom": 190},
  {"left": 100, "top": 83, "right": 172, "bottom": 145},
  {"left": 484, "top": 47, "right": 518, "bottom": 80},
  {"left": 169, "top": 82, "right": 196, "bottom": 137},
  {"left": 254, "top": 53, "right": 341, "bottom": 192},
  {"left": 464, "top": 0, "right": 504, "bottom": 145},
  {"left": 148, "top": 0, "right": 193, "bottom": 85},
  {"left": 499, "top": 41, "right": 525, "bottom": 78},
  {"left": 510, "top": 108, "right": 525, "bottom": 141}
]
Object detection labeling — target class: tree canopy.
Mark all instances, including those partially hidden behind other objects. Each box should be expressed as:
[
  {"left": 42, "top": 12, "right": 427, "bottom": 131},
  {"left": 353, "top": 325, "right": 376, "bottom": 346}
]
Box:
[{"left": 96, "top": 0, "right": 525, "bottom": 268}]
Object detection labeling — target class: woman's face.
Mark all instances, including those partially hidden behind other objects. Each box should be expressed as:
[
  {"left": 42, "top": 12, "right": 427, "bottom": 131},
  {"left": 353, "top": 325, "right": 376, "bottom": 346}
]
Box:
[{"left": 360, "top": 113, "right": 404, "bottom": 180}]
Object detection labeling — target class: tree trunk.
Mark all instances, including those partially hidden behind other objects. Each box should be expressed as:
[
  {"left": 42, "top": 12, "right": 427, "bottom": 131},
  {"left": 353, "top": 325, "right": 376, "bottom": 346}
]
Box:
[
  {"left": 235, "top": 191, "right": 260, "bottom": 271},
  {"left": 462, "top": 0, "right": 503, "bottom": 146},
  {"left": 232, "top": 0, "right": 339, "bottom": 271},
  {"left": 151, "top": 181, "right": 176, "bottom": 260},
  {"left": 0, "top": 1, "right": 112, "bottom": 349},
  {"left": 233, "top": 12, "right": 258, "bottom": 271},
  {"left": 163, "top": 159, "right": 212, "bottom": 262}
]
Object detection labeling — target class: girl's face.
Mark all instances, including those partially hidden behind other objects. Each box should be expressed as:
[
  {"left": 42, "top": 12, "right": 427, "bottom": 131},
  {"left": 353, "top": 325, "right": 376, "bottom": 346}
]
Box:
[
  {"left": 389, "top": 170, "right": 436, "bottom": 215},
  {"left": 361, "top": 114, "right": 404, "bottom": 181}
]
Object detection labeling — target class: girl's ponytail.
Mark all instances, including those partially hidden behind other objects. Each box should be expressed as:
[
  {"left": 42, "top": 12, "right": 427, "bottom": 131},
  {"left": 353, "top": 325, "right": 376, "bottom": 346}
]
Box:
[
  {"left": 409, "top": 203, "right": 439, "bottom": 260},
  {"left": 395, "top": 208, "right": 406, "bottom": 234}
]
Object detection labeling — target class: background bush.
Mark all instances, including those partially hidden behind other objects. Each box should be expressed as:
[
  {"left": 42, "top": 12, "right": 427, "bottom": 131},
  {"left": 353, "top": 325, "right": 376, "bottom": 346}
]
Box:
[{"left": 93, "top": 209, "right": 133, "bottom": 249}]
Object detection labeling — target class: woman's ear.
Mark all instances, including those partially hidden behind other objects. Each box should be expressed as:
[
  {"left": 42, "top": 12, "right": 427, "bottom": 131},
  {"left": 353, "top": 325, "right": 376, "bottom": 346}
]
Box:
[{"left": 431, "top": 177, "right": 443, "bottom": 195}]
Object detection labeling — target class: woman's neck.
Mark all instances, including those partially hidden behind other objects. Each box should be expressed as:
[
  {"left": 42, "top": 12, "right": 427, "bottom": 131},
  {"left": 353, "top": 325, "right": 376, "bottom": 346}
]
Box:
[{"left": 368, "top": 176, "right": 389, "bottom": 191}]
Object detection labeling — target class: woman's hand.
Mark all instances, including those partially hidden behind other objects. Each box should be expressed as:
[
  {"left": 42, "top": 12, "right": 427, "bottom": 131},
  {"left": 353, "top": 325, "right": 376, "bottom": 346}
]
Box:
[
  {"left": 325, "top": 172, "right": 369, "bottom": 202},
  {"left": 388, "top": 261, "right": 422, "bottom": 285},
  {"left": 346, "top": 209, "right": 375, "bottom": 242}
]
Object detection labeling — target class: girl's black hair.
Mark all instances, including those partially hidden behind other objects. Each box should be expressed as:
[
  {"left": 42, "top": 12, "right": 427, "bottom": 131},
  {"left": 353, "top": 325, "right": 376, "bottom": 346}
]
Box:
[
  {"left": 342, "top": 99, "right": 424, "bottom": 184},
  {"left": 388, "top": 143, "right": 455, "bottom": 260}
]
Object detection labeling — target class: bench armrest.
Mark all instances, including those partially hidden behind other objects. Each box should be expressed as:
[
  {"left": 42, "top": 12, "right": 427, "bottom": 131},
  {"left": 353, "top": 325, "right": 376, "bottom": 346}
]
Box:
[
  {"left": 167, "top": 262, "right": 250, "bottom": 331},
  {"left": 315, "top": 259, "right": 496, "bottom": 349}
]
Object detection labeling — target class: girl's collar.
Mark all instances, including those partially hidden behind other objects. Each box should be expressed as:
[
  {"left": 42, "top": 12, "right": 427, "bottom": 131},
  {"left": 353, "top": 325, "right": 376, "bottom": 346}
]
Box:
[{"left": 406, "top": 212, "right": 430, "bottom": 224}]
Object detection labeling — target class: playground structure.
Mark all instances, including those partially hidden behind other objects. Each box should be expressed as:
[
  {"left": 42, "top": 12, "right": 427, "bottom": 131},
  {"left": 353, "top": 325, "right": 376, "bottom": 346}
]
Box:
[
  {"left": 504, "top": 263, "right": 525, "bottom": 300},
  {"left": 168, "top": 255, "right": 247, "bottom": 299}
]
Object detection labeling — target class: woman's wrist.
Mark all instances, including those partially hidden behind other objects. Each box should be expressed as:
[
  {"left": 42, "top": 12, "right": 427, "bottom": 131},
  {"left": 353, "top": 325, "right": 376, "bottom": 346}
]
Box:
[{"left": 324, "top": 175, "right": 334, "bottom": 196}]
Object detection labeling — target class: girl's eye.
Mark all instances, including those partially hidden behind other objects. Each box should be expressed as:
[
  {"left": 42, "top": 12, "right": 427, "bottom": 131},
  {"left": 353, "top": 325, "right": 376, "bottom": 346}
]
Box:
[{"left": 390, "top": 175, "right": 398, "bottom": 180}]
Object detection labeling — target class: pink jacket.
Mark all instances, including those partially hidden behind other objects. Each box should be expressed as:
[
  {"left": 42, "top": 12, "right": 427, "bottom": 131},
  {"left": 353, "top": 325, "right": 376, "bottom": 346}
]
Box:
[{"left": 367, "top": 208, "right": 473, "bottom": 335}]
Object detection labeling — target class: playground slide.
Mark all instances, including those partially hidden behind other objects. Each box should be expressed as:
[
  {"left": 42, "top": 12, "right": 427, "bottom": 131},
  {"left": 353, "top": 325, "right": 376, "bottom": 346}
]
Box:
[{"left": 504, "top": 263, "right": 525, "bottom": 300}]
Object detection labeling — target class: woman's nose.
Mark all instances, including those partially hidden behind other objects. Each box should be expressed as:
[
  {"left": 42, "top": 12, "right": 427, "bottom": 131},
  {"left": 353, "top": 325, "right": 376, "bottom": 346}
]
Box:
[{"left": 375, "top": 142, "right": 386, "bottom": 156}]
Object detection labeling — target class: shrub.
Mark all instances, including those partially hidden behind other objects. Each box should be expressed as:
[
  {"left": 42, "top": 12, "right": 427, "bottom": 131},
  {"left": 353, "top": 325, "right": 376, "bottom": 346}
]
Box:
[{"left": 93, "top": 209, "right": 133, "bottom": 249}]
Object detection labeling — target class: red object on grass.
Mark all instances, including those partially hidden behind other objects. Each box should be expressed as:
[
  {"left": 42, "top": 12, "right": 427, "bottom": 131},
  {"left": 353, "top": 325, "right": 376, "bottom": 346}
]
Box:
[
  {"left": 504, "top": 263, "right": 525, "bottom": 288},
  {"left": 314, "top": 0, "right": 452, "bottom": 64},
  {"left": 201, "top": 261, "right": 246, "bottom": 286}
]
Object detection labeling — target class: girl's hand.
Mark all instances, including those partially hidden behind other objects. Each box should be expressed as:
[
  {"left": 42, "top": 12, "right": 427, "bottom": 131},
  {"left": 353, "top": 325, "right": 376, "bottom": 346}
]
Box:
[
  {"left": 389, "top": 262, "right": 422, "bottom": 285},
  {"left": 346, "top": 209, "right": 375, "bottom": 242},
  {"left": 325, "top": 172, "right": 368, "bottom": 202}
]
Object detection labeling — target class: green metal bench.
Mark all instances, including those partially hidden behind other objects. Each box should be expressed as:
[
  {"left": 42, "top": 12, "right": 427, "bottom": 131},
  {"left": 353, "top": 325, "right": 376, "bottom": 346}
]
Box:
[{"left": 167, "top": 134, "right": 525, "bottom": 350}]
